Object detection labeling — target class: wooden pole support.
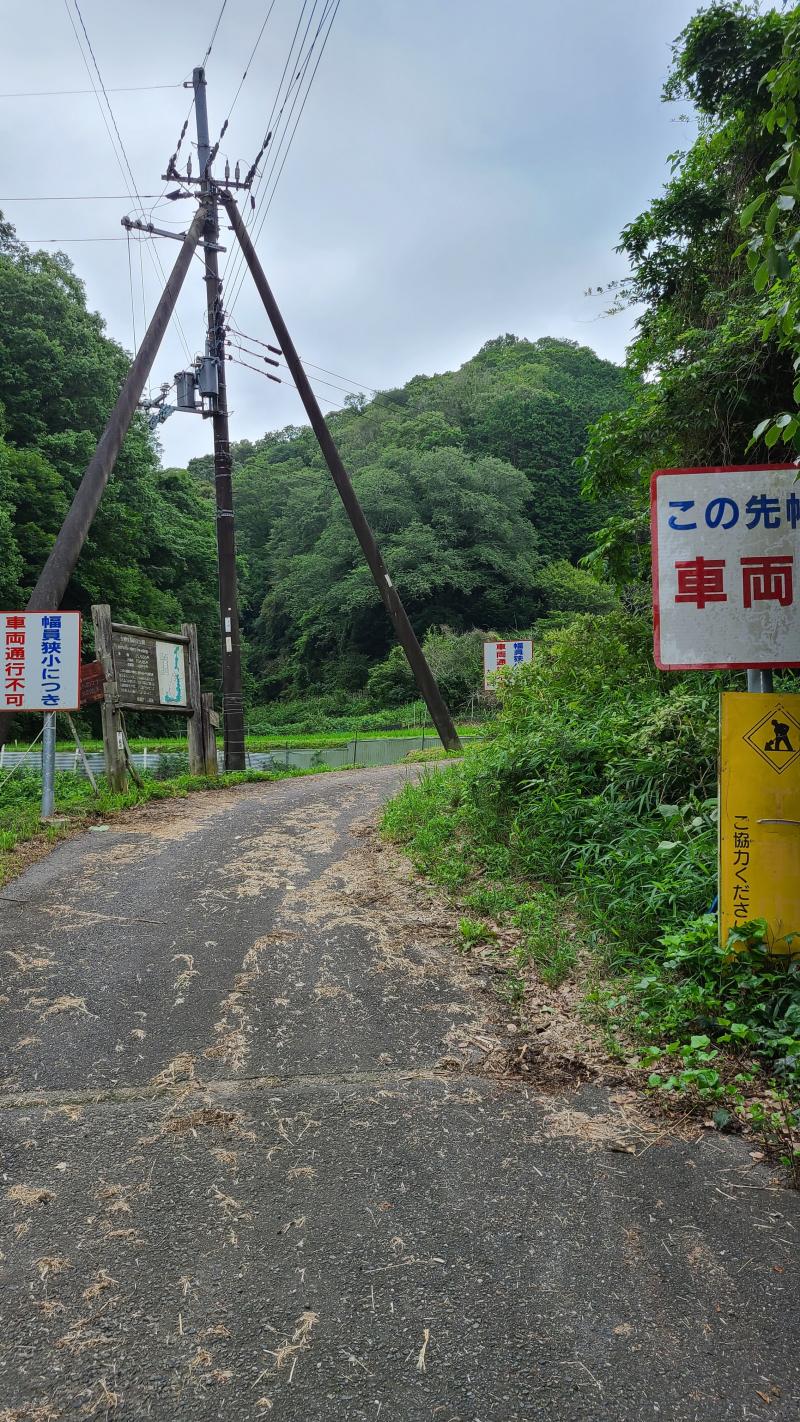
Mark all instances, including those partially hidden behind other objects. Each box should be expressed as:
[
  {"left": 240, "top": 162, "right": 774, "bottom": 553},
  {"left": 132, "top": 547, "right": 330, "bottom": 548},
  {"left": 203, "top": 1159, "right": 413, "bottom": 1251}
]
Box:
[
  {"left": 183, "top": 623, "right": 206, "bottom": 777},
  {"left": 201, "top": 692, "right": 219, "bottom": 777},
  {"left": 65, "top": 713, "right": 98, "bottom": 793},
  {"left": 92, "top": 604, "right": 127, "bottom": 793}
]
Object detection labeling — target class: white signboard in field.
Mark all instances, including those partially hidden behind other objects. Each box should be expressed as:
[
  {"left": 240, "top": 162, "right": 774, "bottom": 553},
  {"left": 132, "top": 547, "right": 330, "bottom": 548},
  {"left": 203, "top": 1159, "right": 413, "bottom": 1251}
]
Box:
[
  {"left": 651, "top": 465, "right": 800, "bottom": 671},
  {"left": 483, "top": 639, "right": 532, "bottom": 689},
  {"left": 1, "top": 611, "right": 81, "bottom": 711}
]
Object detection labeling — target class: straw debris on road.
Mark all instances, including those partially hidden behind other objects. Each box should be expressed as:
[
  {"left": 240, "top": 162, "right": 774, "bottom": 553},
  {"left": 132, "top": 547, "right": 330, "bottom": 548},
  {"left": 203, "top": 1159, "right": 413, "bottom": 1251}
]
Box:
[{"left": 0, "top": 765, "right": 798, "bottom": 1420}]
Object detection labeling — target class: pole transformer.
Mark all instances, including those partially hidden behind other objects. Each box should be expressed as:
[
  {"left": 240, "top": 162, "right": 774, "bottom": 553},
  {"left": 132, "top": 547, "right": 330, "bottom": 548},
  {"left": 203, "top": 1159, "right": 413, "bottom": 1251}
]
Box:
[
  {"left": 220, "top": 190, "right": 462, "bottom": 753},
  {"left": 193, "top": 66, "right": 246, "bottom": 771}
]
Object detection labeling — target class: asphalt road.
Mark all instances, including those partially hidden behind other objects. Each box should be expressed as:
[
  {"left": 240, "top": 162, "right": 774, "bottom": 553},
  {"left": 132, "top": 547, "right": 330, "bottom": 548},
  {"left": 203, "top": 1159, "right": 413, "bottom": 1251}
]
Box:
[{"left": 0, "top": 765, "right": 798, "bottom": 1421}]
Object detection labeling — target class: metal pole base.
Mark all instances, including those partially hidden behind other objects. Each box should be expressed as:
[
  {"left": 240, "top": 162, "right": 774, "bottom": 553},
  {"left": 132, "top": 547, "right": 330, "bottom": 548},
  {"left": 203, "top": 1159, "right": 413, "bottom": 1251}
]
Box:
[
  {"left": 40, "top": 711, "right": 56, "bottom": 820},
  {"left": 747, "top": 670, "right": 774, "bottom": 694}
]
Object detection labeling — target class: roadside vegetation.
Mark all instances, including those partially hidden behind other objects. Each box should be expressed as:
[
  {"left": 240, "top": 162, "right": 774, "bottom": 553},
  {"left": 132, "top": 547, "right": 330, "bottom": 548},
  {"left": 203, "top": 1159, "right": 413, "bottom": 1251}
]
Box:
[
  {"left": 386, "top": 4, "right": 800, "bottom": 1176},
  {"left": 382, "top": 614, "right": 800, "bottom": 1173}
]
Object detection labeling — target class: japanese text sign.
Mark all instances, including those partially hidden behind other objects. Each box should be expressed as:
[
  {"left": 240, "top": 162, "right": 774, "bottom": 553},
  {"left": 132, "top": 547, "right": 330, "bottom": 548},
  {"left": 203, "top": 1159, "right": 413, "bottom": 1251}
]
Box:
[
  {"left": 110, "top": 631, "right": 188, "bottom": 711},
  {"left": 1, "top": 611, "right": 80, "bottom": 711},
  {"left": 651, "top": 465, "right": 800, "bottom": 670},
  {"left": 719, "top": 692, "right": 800, "bottom": 952},
  {"left": 484, "top": 639, "right": 532, "bottom": 689}
]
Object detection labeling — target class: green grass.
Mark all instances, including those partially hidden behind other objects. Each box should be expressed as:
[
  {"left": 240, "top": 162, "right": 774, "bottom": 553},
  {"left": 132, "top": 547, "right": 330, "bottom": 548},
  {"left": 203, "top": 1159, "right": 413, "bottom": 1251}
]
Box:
[
  {"left": 381, "top": 769, "right": 576, "bottom": 987},
  {"left": 0, "top": 764, "right": 333, "bottom": 888},
  {"left": 47, "top": 724, "right": 483, "bottom": 755}
]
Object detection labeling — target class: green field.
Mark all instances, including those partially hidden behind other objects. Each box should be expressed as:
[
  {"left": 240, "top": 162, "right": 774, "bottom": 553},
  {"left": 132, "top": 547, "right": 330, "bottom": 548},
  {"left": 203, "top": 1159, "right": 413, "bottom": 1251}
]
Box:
[{"left": 44, "top": 724, "right": 483, "bottom": 755}]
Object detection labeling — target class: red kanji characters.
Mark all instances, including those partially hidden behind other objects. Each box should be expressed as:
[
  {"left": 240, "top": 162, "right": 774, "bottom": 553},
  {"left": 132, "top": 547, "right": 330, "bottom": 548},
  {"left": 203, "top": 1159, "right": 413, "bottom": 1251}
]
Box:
[
  {"left": 674, "top": 557, "right": 728, "bottom": 608},
  {"left": 741, "top": 555, "right": 794, "bottom": 609},
  {"left": 673, "top": 555, "right": 795, "bottom": 610}
]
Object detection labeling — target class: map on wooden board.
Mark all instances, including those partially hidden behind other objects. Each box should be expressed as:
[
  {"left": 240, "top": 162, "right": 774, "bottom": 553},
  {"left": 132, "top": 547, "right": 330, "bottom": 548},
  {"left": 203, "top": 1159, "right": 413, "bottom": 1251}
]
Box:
[
  {"left": 112, "top": 631, "right": 187, "bottom": 710},
  {"left": 155, "top": 640, "right": 187, "bottom": 706}
]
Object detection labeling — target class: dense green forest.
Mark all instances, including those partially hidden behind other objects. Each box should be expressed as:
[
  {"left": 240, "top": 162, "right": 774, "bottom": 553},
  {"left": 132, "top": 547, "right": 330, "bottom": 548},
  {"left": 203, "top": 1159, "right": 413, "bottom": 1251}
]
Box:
[
  {"left": 0, "top": 216, "right": 220, "bottom": 681},
  {"left": 197, "top": 334, "right": 628, "bottom": 699},
  {"left": 0, "top": 199, "right": 629, "bottom": 707}
]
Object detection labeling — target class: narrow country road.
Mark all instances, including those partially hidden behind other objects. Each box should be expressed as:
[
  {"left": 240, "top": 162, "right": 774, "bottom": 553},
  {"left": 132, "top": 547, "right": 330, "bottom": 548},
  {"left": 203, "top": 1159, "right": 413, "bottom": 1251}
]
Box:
[{"left": 1, "top": 766, "right": 798, "bottom": 1421}]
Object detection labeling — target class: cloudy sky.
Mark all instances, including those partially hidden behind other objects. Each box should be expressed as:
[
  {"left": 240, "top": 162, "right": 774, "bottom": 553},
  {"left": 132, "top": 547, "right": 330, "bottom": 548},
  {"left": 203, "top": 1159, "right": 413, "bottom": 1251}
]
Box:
[{"left": 3, "top": 0, "right": 706, "bottom": 466}]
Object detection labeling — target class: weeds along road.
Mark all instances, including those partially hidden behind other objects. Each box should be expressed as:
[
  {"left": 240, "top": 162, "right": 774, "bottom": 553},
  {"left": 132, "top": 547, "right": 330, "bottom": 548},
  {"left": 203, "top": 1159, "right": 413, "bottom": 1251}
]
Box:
[{"left": 0, "top": 765, "right": 798, "bottom": 1420}]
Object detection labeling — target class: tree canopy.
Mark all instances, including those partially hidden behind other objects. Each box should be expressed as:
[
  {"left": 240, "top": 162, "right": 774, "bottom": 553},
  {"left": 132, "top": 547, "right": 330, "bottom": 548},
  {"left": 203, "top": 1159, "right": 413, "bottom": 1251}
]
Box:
[
  {"left": 0, "top": 218, "right": 627, "bottom": 707},
  {"left": 581, "top": 1, "right": 799, "bottom": 584},
  {"left": 0, "top": 219, "right": 220, "bottom": 679},
  {"left": 227, "top": 335, "right": 628, "bottom": 695}
]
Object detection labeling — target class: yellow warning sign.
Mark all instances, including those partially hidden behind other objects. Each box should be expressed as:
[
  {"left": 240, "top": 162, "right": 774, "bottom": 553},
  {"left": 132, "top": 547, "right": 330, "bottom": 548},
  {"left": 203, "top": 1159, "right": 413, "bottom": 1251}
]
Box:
[{"left": 719, "top": 692, "right": 800, "bottom": 952}]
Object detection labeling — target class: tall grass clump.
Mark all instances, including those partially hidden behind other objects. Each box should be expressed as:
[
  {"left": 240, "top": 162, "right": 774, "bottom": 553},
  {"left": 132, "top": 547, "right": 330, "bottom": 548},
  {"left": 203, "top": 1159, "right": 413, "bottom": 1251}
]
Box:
[{"left": 386, "top": 612, "right": 721, "bottom": 954}]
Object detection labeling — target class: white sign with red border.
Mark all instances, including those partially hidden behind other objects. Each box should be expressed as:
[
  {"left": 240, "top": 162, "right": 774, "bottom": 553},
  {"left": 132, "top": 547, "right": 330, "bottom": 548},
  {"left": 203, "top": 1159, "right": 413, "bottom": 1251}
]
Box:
[
  {"left": 651, "top": 465, "right": 800, "bottom": 671},
  {"left": 483, "top": 639, "right": 532, "bottom": 689},
  {"left": 1, "top": 611, "right": 81, "bottom": 711}
]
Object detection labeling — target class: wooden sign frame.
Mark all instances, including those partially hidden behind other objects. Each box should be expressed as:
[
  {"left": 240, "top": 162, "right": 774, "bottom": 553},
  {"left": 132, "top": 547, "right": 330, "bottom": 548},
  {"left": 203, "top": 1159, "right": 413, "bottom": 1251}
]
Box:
[{"left": 91, "top": 604, "right": 218, "bottom": 791}]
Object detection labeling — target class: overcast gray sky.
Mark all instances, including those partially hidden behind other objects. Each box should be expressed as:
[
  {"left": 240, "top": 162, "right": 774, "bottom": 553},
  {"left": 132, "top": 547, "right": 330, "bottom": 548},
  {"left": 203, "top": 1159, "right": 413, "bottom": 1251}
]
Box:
[{"left": 2, "top": 0, "right": 706, "bottom": 466}]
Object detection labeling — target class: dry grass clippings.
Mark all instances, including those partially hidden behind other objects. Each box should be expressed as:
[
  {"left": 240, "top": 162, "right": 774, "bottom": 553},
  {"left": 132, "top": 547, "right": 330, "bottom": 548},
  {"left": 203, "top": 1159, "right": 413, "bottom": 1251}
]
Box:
[{"left": 7, "top": 1185, "right": 54, "bottom": 1208}]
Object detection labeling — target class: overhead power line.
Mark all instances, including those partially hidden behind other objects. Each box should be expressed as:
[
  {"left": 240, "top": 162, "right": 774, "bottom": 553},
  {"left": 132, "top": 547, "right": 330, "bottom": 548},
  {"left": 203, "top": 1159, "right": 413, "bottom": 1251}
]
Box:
[
  {"left": 228, "top": 323, "right": 377, "bottom": 395},
  {"left": 201, "top": 0, "right": 229, "bottom": 68},
  {"left": 220, "top": 0, "right": 316, "bottom": 300},
  {"left": 216, "top": 0, "right": 278, "bottom": 138},
  {"left": 161, "top": 0, "right": 231, "bottom": 207},
  {"left": 62, "top": 0, "right": 194, "bottom": 364},
  {"left": 1, "top": 193, "right": 165, "bottom": 202},
  {"left": 19, "top": 234, "right": 130, "bottom": 243},
  {"left": 0, "top": 83, "right": 183, "bottom": 98},
  {"left": 225, "top": 0, "right": 341, "bottom": 319},
  {"left": 227, "top": 353, "right": 337, "bottom": 407},
  {"left": 250, "top": 2, "right": 341, "bottom": 228},
  {"left": 227, "top": 337, "right": 356, "bottom": 399}
]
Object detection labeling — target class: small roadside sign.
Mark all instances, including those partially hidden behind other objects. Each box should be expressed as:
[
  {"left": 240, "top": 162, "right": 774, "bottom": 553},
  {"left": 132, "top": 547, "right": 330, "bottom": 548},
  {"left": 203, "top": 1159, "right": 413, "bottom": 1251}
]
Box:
[
  {"left": 79, "top": 659, "right": 106, "bottom": 707},
  {"left": 651, "top": 465, "right": 800, "bottom": 670},
  {"left": 483, "top": 639, "right": 532, "bottom": 689},
  {"left": 1, "top": 611, "right": 81, "bottom": 711},
  {"left": 719, "top": 692, "right": 800, "bottom": 951}
]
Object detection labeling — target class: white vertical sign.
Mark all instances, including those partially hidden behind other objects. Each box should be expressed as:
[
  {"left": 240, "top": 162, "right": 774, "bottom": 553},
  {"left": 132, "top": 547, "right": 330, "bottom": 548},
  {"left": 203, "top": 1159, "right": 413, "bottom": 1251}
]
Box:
[
  {"left": 483, "top": 639, "right": 532, "bottom": 689},
  {"left": 652, "top": 465, "right": 800, "bottom": 670},
  {"left": 1, "top": 611, "right": 81, "bottom": 711}
]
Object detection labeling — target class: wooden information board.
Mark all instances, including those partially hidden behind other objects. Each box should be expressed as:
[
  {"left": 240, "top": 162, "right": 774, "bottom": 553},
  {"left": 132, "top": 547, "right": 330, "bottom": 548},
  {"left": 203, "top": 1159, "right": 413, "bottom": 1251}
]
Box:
[
  {"left": 111, "top": 631, "right": 188, "bottom": 712},
  {"left": 91, "top": 604, "right": 216, "bottom": 792}
]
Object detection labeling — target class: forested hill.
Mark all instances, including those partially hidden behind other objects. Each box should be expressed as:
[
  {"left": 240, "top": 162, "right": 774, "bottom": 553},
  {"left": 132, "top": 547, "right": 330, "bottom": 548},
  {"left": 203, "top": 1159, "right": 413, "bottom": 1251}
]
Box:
[
  {"left": 0, "top": 207, "right": 629, "bottom": 702},
  {"left": 0, "top": 217, "right": 220, "bottom": 678},
  {"left": 187, "top": 335, "right": 630, "bottom": 696}
]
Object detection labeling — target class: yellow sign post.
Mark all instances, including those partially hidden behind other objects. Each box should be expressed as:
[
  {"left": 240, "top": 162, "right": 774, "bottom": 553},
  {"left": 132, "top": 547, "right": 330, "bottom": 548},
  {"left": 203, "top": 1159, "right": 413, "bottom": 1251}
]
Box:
[{"left": 719, "top": 692, "right": 800, "bottom": 951}]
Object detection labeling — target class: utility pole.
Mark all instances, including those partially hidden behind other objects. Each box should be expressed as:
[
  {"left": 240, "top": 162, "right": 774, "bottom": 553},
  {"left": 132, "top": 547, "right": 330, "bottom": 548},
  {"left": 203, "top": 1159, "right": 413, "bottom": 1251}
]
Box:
[{"left": 193, "top": 66, "right": 246, "bottom": 771}]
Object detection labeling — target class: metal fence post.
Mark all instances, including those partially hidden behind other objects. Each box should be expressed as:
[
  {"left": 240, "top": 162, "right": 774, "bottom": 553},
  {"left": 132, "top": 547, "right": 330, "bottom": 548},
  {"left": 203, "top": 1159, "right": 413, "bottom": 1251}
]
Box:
[{"left": 40, "top": 712, "right": 56, "bottom": 819}]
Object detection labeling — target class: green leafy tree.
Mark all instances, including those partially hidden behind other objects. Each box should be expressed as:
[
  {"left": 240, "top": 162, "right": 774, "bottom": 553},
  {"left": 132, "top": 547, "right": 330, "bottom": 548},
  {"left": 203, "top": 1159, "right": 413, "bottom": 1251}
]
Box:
[
  {"left": 0, "top": 217, "right": 219, "bottom": 681},
  {"left": 581, "top": 2, "right": 794, "bottom": 584},
  {"left": 739, "top": 4, "right": 800, "bottom": 447}
]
